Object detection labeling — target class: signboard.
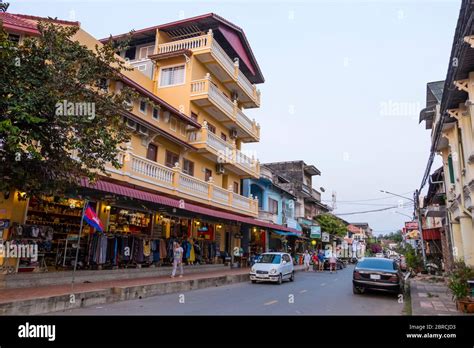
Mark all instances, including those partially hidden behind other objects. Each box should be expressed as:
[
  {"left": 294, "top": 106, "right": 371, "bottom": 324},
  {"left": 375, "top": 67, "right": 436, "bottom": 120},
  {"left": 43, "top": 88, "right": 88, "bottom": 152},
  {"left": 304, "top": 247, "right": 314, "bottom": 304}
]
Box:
[
  {"left": 322, "top": 232, "right": 330, "bottom": 242},
  {"left": 310, "top": 225, "right": 321, "bottom": 239},
  {"left": 405, "top": 221, "right": 419, "bottom": 230}
]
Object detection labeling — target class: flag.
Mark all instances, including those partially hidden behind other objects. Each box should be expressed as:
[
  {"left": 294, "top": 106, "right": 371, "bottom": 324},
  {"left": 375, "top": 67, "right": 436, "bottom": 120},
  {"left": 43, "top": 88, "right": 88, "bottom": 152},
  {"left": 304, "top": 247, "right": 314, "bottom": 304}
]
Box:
[{"left": 83, "top": 204, "right": 104, "bottom": 232}]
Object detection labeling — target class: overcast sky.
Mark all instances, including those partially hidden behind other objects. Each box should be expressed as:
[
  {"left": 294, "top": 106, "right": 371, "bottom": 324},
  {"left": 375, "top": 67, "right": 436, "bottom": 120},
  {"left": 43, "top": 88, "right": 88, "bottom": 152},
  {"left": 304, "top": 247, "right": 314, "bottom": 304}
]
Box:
[{"left": 12, "top": 0, "right": 460, "bottom": 235}]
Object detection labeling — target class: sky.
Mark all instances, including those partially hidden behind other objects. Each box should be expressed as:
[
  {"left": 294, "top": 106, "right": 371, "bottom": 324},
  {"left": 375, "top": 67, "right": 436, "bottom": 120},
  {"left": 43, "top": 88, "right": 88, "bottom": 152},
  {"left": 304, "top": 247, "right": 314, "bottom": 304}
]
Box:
[{"left": 10, "top": 0, "right": 461, "bottom": 235}]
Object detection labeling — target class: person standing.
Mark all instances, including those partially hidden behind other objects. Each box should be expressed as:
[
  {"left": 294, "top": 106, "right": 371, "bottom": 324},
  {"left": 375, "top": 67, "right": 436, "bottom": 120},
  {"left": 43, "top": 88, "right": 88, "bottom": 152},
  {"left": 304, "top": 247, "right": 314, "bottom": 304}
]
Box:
[
  {"left": 303, "top": 250, "right": 311, "bottom": 272},
  {"left": 318, "top": 249, "right": 325, "bottom": 272},
  {"left": 329, "top": 251, "right": 337, "bottom": 274},
  {"left": 171, "top": 241, "right": 184, "bottom": 278}
]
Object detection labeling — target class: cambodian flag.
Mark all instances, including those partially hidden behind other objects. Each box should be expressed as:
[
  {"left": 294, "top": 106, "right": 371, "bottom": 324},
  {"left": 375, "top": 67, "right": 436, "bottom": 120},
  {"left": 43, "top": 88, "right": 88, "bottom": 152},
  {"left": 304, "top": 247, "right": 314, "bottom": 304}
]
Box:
[{"left": 83, "top": 204, "right": 104, "bottom": 232}]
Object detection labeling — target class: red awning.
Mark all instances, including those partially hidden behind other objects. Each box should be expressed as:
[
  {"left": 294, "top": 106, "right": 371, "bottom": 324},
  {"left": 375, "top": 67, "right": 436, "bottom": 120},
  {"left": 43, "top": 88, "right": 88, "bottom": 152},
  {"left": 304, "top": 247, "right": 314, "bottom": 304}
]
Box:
[
  {"left": 422, "top": 228, "right": 441, "bottom": 240},
  {"left": 80, "top": 179, "right": 302, "bottom": 235}
]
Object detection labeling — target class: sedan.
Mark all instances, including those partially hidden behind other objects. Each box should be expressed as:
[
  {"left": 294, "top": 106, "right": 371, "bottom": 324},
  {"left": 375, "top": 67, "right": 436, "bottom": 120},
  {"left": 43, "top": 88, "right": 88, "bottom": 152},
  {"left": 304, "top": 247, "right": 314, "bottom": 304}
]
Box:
[{"left": 353, "top": 257, "right": 404, "bottom": 295}]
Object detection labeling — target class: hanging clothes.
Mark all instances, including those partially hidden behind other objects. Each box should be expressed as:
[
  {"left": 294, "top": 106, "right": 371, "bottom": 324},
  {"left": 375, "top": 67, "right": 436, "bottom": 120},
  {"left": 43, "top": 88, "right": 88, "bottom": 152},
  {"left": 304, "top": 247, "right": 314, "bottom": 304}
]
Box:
[
  {"left": 159, "top": 238, "right": 167, "bottom": 259},
  {"left": 189, "top": 243, "right": 195, "bottom": 263}
]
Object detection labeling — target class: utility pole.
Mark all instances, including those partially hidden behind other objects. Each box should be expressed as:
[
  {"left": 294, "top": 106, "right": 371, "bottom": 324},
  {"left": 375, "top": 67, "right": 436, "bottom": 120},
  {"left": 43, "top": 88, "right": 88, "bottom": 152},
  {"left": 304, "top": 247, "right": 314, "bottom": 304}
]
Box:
[{"left": 332, "top": 191, "right": 337, "bottom": 210}]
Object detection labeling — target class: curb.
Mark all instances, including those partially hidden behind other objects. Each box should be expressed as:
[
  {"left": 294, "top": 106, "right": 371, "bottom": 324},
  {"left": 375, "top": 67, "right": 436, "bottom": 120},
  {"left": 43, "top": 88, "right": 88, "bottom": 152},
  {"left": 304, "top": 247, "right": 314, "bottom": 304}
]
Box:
[{"left": 1, "top": 267, "right": 305, "bottom": 315}]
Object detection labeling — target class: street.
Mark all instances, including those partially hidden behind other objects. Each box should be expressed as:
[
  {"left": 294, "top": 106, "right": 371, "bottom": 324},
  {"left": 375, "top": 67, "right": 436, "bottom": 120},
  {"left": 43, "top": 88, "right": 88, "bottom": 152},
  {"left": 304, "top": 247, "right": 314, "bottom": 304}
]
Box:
[{"left": 60, "top": 265, "right": 404, "bottom": 315}]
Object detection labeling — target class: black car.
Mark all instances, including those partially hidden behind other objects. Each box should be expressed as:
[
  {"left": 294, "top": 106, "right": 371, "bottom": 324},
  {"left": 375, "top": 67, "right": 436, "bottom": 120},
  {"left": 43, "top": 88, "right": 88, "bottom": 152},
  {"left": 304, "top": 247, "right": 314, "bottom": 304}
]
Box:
[{"left": 352, "top": 257, "right": 404, "bottom": 295}]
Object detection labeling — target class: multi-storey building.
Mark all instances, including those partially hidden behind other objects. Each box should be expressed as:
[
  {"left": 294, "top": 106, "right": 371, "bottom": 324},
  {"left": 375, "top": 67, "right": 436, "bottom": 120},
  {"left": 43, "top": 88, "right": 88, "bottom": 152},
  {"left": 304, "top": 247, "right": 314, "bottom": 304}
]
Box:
[
  {"left": 263, "top": 161, "right": 330, "bottom": 222},
  {"left": 0, "top": 12, "right": 301, "bottom": 283},
  {"left": 419, "top": 1, "right": 474, "bottom": 267}
]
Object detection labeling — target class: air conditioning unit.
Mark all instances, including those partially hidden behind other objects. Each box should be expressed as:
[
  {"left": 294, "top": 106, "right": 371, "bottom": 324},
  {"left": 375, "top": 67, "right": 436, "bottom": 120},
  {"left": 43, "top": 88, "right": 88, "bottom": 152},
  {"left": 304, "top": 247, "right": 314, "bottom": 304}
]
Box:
[
  {"left": 126, "top": 119, "right": 136, "bottom": 130},
  {"left": 216, "top": 163, "right": 225, "bottom": 175},
  {"left": 230, "top": 129, "right": 238, "bottom": 139},
  {"left": 137, "top": 125, "right": 149, "bottom": 136}
]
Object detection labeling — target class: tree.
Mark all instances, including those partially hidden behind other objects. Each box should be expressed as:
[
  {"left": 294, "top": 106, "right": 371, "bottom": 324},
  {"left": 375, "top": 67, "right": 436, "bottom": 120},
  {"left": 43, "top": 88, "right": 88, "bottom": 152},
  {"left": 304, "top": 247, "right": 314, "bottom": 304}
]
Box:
[
  {"left": 0, "top": 21, "right": 138, "bottom": 196},
  {"left": 314, "top": 214, "right": 347, "bottom": 237}
]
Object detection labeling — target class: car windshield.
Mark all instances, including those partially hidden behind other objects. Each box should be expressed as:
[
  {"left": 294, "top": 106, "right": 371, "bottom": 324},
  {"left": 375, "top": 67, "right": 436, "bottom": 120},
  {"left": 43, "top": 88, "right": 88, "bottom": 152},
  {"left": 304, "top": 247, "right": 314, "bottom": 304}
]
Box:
[
  {"left": 258, "top": 254, "right": 282, "bottom": 264},
  {"left": 357, "top": 259, "right": 396, "bottom": 270}
]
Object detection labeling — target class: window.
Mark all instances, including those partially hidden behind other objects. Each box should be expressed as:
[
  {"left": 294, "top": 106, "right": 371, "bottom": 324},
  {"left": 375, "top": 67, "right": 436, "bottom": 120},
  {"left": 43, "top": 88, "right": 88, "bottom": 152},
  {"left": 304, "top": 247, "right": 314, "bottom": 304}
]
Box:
[
  {"left": 269, "top": 198, "right": 279, "bottom": 214},
  {"left": 257, "top": 254, "right": 281, "bottom": 264},
  {"left": 146, "top": 144, "right": 158, "bottom": 162},
  {"left": 124, "top": 47, "right": 136, "bottom": 60},
  {"left": 139, "top": 45, "right": 154, "bottom": 60},
  {"left": 139, "top": 100, "right": 147, "bottom": 114},
  {"left": 190, "top": 112, "right": 198, "bottom": 122},
  {"left": 221, "top": 132, "right": 227, "bottom": 141},
  {"left": 170, "top": 117, "right": 177, "bottom": 131},
  {"left": 160, "top": 65, "right": 185, "bottom": 87},
  {"left": 180, "top": 122, "right": 187, "bottom": 136},
  {"left": 233, "top": 182, "right": 239, "bottom": 194},
  {"left": 205, "top": 169, "right": 212, "bottom": 182},
  {"left": 207, "top": 122, "right": 216, "bottom": 134},
  {"left": 182, "top": 159, "right": 194, "bottom": 176},
  {"left": 165, "top": 150, "right": 179, "bottom": 168},
  {"left": 8, "top": 34, "right": 20, "bottom": 44},
  {"left": 152, "top": 108, "right": 160, "bottom": 121}
]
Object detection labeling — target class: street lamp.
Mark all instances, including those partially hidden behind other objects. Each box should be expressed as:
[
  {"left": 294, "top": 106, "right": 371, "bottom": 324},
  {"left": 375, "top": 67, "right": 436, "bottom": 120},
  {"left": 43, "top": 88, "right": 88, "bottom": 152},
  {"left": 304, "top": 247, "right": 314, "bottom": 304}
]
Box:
[{"left": 380, "top": 189, "right": 427, "bottom": 267}]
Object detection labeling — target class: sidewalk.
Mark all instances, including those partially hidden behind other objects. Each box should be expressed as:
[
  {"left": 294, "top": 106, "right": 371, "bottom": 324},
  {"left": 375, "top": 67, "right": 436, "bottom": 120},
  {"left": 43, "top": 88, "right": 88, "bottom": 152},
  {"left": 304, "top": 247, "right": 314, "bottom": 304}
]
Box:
[
  {"left": 0, "top": 265, "right": 305, "bottom": 315},
  {"left": 410, "top": 276, "right": 460, "bottom": 315}
]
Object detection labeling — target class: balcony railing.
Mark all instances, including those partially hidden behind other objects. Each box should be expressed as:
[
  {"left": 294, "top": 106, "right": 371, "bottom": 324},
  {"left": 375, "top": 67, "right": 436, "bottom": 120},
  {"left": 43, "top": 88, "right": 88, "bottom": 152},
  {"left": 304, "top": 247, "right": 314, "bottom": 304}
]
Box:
[
  {"left": 157, "top": 30, "right": 260, "bottom": 106},
  {"left": 188, "top": 123, "right": 260, "bottom": 178},
  {"left": 107, "top": 153, "right": 258, "bottom": 216},
  {"left": 190, "top": 77, "right": 260, "bottom": 140}
]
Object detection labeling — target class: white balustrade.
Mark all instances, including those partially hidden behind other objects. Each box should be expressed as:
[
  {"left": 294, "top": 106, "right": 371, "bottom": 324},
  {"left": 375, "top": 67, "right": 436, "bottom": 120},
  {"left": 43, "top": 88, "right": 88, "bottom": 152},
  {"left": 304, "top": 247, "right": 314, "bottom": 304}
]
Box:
[
  {"left": 211, "top": 40, "right": 235, "bottom": 76},
  {"left": 212, "top": 186, "right": 229, "bottom": 203},
  {"left": 158, "top": 35, "right": 210, "bottom": 54},
  {"left": 130, "top": 155, "right": 173, "bottom": 185},
  {"left": 232, "top": 192, "right": 251, "bottom": 209},
  {"left": 237, "top": 70, "right": 255, "bottom": 100},
  {"left": 190, "top": 79, "right": 208, "bottom": 94},
  {"left": 236, "top": 108, "right": 254, "bottom": 133},
  {"left": 208, "top": 83, "right": 235, "bottom": 117},
  {"left": 207, "top": 131, "right": 232, "bottom": 155},
  {"left": 179, "top": 172, "right": 209, "bottom": 196}
]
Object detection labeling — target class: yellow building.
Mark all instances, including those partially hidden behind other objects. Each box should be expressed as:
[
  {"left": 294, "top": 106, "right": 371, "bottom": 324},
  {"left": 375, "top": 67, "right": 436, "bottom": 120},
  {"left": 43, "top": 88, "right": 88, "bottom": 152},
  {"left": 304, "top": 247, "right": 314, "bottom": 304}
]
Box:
[
  {"left": 0, "top": 12, "right": 303, "bottom": 279},
  {"left": 420, "top": 1, "right": 474, "bottom": 267}
]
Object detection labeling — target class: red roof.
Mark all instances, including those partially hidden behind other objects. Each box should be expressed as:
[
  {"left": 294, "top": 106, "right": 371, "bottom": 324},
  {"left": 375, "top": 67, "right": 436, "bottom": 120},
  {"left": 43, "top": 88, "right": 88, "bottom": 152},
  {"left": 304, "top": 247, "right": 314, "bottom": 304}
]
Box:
[
  {"left": 80, "top": 178, "right": 302, "bottom": 234},
  {"left": 0, "top": 13, "right": 79, "bottom": 35},
  {"left": 100, "top": 13, "right": 264, "bottom": 84}
]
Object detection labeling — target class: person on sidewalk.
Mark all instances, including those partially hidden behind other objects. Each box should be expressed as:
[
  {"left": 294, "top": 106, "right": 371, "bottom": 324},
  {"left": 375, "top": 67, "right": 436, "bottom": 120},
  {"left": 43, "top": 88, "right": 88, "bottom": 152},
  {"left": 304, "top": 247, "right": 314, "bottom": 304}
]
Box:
[
  {"left": 303, "top": 250, "right": 311, "bottom": 272},
  {"left": 329, "top": 252, "right": 337, "bottom": 274},
  {"left": 318, "top": 249, "right": 325, "bottom": 272},
  {"left": 171, "top": 241, "right": 184, "bottom": 278}
]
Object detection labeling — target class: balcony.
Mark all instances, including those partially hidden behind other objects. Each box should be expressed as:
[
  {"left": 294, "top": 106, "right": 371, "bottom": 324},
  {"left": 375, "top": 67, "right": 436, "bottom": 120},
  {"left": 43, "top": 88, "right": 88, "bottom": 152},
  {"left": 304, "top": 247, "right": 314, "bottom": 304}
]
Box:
[
  {"left": 157, "top": 30, "right": 260, "bottom": 108},
  {"left": 106, "top": 153, "right": 259, "bottom": 217},
  {"left": 302, "top": 184, "right": 321, "bottom": 202},
  {"left": 188, "top": 123, "right": 260, "bottom": 178},
  {"left": 258, "top": 210, "right": 278, "bottom": 224},
  {"left": 190, "top": 76, "right": 260, "bottom": 142}
]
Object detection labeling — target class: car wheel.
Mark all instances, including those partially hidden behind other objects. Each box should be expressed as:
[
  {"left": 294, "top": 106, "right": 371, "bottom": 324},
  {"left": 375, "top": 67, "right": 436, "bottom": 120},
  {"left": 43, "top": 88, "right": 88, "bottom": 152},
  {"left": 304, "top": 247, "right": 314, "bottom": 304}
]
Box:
[
  {"left": 251, "top": 280, "right": 256, "bottom": 284},
  {"left": 277, "top": 274, "right": 282, "bottom": 285},
  {"left": 289, "top": 271, "right": 295, "bottom": 282},
  {"left": 353, "top": 285, "right": 363, "bottom": 294}
]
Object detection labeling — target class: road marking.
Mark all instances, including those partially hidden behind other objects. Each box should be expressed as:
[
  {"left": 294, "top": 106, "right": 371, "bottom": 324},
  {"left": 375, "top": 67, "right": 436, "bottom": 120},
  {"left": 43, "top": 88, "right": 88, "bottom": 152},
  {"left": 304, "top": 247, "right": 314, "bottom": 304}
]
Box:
[
  {"left": 299, "top": 290, "right": 307, "bottom": 293},
  {"left": 321, "top": 283, "right": 326, "bottom": 286},
  {"left": 264, "top": 300, "right": 278, "bottom": 306}
]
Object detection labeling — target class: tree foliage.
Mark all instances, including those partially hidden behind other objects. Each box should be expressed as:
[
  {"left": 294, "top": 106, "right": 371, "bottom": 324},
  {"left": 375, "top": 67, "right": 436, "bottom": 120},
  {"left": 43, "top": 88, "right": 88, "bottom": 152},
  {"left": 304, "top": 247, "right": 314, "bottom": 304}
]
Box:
[
  {"left": 314, "top": 213, "right": 347, "bottom": 237},
  {"left": 0, "top": 21, "right": 137, "bottom": 196}
]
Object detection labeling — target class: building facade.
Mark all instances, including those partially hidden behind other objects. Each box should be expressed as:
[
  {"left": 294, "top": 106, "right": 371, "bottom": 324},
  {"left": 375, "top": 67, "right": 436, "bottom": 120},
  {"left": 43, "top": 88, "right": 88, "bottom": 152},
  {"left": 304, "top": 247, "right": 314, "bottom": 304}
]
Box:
[{"left": 419, "top": 1, "right": 474, "bottom": 267}]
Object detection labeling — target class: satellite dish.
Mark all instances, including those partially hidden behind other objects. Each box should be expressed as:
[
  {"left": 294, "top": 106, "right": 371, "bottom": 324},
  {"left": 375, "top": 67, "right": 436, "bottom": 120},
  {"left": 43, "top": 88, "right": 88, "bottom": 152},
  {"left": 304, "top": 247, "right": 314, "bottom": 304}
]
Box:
[{"left": 320, "top": 187, "right": 326, "bottom": 192}]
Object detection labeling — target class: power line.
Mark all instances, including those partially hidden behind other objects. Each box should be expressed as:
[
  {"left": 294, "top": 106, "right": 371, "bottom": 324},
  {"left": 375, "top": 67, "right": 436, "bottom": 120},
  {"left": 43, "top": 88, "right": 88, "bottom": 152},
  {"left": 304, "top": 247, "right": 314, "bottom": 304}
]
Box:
[
  {"left": 331, "top": 202, "right": 414, "bottom": 207},
  {"left": 335, "top": 206, "right": 398, "bottom": 216},
  {"left": 321, "top": 191, "right": 414, "bottom": 203}
]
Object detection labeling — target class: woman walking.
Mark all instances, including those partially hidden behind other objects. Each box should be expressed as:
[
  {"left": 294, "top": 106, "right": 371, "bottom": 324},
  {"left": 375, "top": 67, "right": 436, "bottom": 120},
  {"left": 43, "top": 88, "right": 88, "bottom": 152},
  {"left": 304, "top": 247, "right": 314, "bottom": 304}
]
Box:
[
  {"left": 318, "top": 249, "right": 325, "bottom": 272},
  {"left": 171, "top": 241, "right": 184, "bottom": 278}
]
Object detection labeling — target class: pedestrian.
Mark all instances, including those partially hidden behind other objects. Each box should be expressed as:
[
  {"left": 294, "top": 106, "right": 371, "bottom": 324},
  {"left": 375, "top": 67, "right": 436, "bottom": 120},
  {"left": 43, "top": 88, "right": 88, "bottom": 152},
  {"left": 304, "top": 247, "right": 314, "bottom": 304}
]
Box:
[
  {"left": 311, "top": 251, "right": 318, "bottom": 271},
  {"left": 329, "top": 252, "right": 337, "bottom": 274},
  {"left": 318, "top": 249, "right": 325, "bottom": 272},
  {"left": 303, "top": 250, "right": 311, "bottom": 272},
  {"left": 171, "top": 241, "right": 184, "bottom": 278}
]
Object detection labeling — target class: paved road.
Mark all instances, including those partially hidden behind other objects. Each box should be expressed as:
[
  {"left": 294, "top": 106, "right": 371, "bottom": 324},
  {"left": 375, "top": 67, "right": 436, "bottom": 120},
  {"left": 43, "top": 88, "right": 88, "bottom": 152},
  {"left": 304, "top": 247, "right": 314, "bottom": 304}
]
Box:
[{"left": 60, "top": 265, "right": 404, "bottom": 315}]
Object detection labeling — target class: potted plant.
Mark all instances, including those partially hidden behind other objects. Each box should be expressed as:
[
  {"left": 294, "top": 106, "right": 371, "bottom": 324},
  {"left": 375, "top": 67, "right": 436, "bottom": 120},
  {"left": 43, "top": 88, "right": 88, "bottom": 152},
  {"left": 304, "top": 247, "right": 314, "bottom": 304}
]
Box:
[{"left": 447, "top": 262, "right": 474, "bottom": 313}]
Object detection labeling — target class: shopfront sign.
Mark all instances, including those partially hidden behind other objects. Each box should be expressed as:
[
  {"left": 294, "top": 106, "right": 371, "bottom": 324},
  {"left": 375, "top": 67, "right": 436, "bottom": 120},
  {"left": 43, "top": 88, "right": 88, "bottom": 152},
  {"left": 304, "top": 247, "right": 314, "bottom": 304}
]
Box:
[
  {"left": 310, "top": 225, "right": 321, "bottom": 239},
  {"left": 322, "top": 232, "right": 330, "bottom": 242}
]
